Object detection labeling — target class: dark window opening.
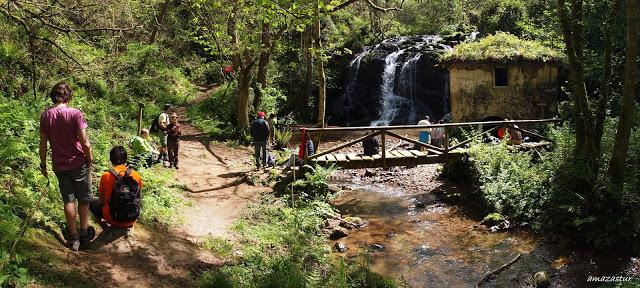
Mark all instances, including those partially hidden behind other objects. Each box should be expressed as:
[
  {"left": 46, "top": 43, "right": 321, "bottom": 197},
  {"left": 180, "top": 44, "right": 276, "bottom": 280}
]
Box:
[{"left": 495, "top": 67, "right": 508, "bottom": 86}]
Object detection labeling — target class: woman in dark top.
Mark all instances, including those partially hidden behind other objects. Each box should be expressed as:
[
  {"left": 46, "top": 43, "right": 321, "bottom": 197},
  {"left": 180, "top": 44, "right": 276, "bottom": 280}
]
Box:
[{"left": 167, "top": 113, "right": 181, "bottom": 169}]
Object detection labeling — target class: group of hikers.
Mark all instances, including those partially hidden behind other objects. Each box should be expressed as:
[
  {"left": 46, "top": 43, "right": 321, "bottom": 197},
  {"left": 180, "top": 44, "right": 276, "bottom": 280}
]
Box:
[
  {"left": 133, "top": 104, "right": 182, "bottom": 169},
  {"left": 417, "top": 115, "right": 524, "bottom": 147},
  {"left": 39, "top": 82, "right": 182, "bottom": 251}
]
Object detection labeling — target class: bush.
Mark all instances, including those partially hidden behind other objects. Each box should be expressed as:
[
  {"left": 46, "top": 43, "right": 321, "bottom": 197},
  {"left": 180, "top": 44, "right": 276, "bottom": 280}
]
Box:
[
  {"left": 188, "top": 82, "right": 241, "bottom": 139},
  {"left": 466, "top": 121, "right": 640, "bottom": 249}
]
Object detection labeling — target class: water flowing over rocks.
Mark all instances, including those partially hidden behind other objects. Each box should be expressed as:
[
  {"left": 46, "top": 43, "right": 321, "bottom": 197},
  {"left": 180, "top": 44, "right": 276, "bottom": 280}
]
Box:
[{"left": 329, "top": 35, "right": 457, "bottom": 126}]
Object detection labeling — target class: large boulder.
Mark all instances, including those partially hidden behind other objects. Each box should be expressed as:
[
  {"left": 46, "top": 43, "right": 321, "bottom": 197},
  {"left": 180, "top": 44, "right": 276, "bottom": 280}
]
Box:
[{"left": 329, "top": 227, "right": 349, "bottom": 240}]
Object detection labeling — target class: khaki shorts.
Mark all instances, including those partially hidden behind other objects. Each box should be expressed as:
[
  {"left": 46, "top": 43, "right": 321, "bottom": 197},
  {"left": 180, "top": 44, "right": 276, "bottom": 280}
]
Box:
[
  {"left": 54, "top": 163, "right": 93, "bottom": 204},
  {"left": 158, "top": 131, "right": 168, "bottom": 146}
]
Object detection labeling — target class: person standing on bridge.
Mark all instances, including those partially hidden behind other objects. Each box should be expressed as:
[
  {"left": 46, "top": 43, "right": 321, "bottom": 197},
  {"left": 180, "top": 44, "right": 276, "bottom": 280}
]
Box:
[
  {"left": 250, "top": 111, "right": 270, "bottom": 170},
  {"left": 417, "top": 115, "right": 432, "bottom": 151}
]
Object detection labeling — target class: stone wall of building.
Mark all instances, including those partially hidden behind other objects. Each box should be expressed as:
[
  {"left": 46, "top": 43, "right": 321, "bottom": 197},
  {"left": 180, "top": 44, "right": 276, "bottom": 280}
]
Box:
[{"left": 449, "top": 64, "right": 558, "bottom": 122}]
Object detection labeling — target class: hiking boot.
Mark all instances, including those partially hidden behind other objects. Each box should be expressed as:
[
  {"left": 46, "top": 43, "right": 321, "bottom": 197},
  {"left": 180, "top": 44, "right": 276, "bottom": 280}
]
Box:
[
  {"left": 68, "top": 239, "right": 80, "bottom": 252},
  {"left": 79, "top": 226, "right": 95, "bottom": 250},
  {"left": 125, "top": 228, "right": 134, "bottom": 238}
]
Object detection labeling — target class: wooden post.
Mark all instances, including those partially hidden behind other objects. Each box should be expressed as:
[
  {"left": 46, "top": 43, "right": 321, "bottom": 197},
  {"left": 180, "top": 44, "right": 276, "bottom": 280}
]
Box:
[
  {"left": 137, "top": 103, "right": 145, "bottom": 136},
  {"left": 443, "top": 127, "right": 450, "bottom": 174},
  {"left": 381, "top": 129, "right": 387, "bottom": 169},
  {"left": 303, "top": 129, "right": 309, "bottom": 165}
]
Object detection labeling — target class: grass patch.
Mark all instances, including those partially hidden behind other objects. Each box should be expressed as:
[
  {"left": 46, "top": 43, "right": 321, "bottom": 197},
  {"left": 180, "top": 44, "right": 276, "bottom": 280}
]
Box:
[{"left": 441, "top": 32, "right": 564, "bottom": 64}]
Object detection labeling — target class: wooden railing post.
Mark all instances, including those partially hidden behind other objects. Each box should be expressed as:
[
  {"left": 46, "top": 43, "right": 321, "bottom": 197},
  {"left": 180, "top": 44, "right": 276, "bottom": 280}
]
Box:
[
  {"left": 381, "top": 129, "right": 387, "bottom": 169},
  {"left": 443, "top": 126, "right": 450, "bottom": 174},
  {"left": 304, "top": 130, "right": 309, "bottom": 165},
  {"left": 137, "top": 103, "right": 144, "bottom": 136}
]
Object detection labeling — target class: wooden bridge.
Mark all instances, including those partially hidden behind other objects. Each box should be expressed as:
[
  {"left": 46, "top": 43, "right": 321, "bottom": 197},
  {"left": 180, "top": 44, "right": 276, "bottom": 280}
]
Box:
[{"left": 302, "top": 118, "right": 561, "bottom": 169}]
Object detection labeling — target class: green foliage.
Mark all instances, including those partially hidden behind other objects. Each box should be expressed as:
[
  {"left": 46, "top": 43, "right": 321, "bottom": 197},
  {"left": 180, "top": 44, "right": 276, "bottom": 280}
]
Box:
[
  {"left": 202, "top": 237, "right": 234, "bottom": 258},
  {"left": 138, "top": 168, "right": 185, "bottom": 228},
  {"left": 0, "top": 251, "right": 29, "bottom": 288},
  {"left": 289, "top": 165, "right": 339, "bottom": 201},
  {"left": 199, "top": 196, "right": 396, "bottom": 288},
  {"left": 274, "top": 129, "right": 292, "bottom": 149},
  {"left": 441, "top": 32, "right": 564, "bottom": 64},
  {"left": 469, "top": 141, "right": 553, "bottom": 228},
  {"left": 188, "top": 82, "right": 241, "bottom": 139},
  {"left": 470, "top": 0, "right": 528, "bottom": 36}
]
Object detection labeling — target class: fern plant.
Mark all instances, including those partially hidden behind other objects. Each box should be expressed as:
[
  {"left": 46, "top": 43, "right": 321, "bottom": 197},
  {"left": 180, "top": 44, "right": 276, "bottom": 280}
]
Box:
[{"left": 274, "top": 129, "right": 292, "bottom": 150}]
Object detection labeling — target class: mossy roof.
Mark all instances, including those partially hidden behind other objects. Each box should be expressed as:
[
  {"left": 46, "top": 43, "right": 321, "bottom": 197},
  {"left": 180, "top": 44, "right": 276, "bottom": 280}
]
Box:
[{"left": 441, "top": 32, "right": 564, "bottom": 66}]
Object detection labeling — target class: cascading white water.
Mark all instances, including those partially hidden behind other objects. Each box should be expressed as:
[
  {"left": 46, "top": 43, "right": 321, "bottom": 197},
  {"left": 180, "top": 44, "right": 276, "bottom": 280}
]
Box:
[
  {"left": 398, "top": 52, "right": 423, "bottom": 124},
  {"left": 339, "top": 35, "right": 451, "bottom": 126},
  {"left": 370, "top": 49, "right": 406, "bottom": 126}
]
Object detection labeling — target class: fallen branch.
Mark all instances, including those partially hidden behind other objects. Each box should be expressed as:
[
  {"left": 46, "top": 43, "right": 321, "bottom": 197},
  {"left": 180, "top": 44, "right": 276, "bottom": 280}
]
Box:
[
  {"left": 476, "top": 253, "right": 522, "bottom": 288},
  {"left": 331, "top": 0, "right": 405, "bottom": 12}
]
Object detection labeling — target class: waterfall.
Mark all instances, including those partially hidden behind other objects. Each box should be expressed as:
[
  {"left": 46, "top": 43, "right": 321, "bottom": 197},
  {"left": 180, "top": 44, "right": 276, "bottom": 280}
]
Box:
[
  {"left": 335, "top": 34, "right": 453, "bottom": 127},
  {"left": 371, "top": 49, "right": 406, "bottom": 126},
  {"left": 398, "top": 52, "right": 423, "bottom": 124}
]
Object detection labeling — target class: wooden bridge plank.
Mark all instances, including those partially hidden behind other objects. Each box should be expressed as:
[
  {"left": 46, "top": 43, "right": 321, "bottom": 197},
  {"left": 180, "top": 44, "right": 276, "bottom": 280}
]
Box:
[
  {"left": 325, "top": 154, "right": 337, "bottom": 162},
  {"left": 384, "top": 150, "right": 400, "bottom": 158},
  {"left": 398, "top": 150, "right": 417, "bottom": 158},
  {"left": 334, "top": 154, "right": 349, "bottom": 162},
  {"left": 360, "top": 155, "right": 374, "bottom": 161},
  {"left": 346, "top": 153, "right": 361, "bottom": 161},
  {"left": 409, "top": 150, "right": 427, "bottom": 157},
  {"left": 390, "top": 151, "right": 404, "bottom": 158}
]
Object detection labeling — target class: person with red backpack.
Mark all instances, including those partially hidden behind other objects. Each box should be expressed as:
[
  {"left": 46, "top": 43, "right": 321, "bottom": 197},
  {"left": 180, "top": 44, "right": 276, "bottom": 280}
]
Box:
[{"left": 90, "top": 146, "right": 143, "bottom": 235}]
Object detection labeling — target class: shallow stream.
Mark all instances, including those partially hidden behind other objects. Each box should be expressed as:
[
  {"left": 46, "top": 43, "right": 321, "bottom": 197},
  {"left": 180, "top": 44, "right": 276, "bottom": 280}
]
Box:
[{"left": 329, "top": 169, "right": 638, "bottom": 287}]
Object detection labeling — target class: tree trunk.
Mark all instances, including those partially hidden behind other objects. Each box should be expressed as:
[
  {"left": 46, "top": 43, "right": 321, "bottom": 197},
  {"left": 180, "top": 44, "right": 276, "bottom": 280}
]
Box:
[
  {"left": 148, "top": 0, "right": 172, "bottom": 45},
  {"left": 557, "top": 0, "right": 599, "bottom": 190},
  {"left": 237, "top": 70, "right": 252, "bottom": 129},
  {"left": 303, "top": 27, "right": 313, "bottom": 111},
  {"left": 314, "top": 1, "right": 327, "bottom": 127},
  {"left": 608, "top": 0, "right": 639, "bottom": 183},
  {"left": 253, "top": 23, "right": 271, "bottom": 111},
  {"left": 595, "top": 0, "right": 623, "bottom": 154}
]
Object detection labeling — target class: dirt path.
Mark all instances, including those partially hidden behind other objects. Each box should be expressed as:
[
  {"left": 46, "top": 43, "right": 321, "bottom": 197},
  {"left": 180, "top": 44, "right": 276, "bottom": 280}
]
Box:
[
  {"left": 30, "top": 89, "right": 264, "bottom": 288},
  {"left": 172, "top": 103, "right": 268, "bottom": 241}
]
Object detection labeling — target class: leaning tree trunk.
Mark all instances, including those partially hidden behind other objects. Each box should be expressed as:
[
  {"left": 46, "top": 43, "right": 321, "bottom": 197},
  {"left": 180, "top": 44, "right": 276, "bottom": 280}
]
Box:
[
  {"left": 314, "top": 1, "right": 327, "bottom": 127},
  {"left": 595, "top": 0, "right": 623, "bottom": 155},
  {"left": 557, "top": 0, "right": 599, "bottom": 192},
  {"left": 237, "top": 70, "right": 252, "bottom": 129},
  {"left": 608, "top": 0, "right": 639, "bottom": 183},
  {"left": 253, "top": 23, "right": 271, "bottom": 111}
]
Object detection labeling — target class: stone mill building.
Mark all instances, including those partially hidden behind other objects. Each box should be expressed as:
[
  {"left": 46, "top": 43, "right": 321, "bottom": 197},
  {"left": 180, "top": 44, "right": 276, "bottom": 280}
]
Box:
[{"left": 441, "top": 32, "right": 564, "bottom": 122}]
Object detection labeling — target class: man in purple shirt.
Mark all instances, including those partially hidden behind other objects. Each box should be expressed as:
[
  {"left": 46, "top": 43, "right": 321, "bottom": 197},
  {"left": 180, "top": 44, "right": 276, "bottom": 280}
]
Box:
[{"left": 39, "top": 82, "right": 94, "bottom": 251}]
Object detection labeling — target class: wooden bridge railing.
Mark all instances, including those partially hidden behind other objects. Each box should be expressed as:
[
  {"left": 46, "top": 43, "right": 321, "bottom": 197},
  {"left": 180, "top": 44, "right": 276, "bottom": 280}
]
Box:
[{"left": 302, "top": 118, "right": 562, "bottom": 169}]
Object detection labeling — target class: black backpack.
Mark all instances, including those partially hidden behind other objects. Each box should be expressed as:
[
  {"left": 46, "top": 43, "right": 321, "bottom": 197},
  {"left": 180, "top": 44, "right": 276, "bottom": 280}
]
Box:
[
  {"left": 150, "top": 115, "right": 160, "bottom": 133},
  {"left": 109, "top": 168, "right": 142, "bottom": 223}
]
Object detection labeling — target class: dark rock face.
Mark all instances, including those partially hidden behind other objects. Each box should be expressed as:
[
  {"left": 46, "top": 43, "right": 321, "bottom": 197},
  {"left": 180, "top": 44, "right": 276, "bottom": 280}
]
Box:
[
  {"left": 329, "top": 36, "right": 455, "bottom": 126},
  {"left": 329, "top": 227, "right": 349, "bottom": 240}
]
